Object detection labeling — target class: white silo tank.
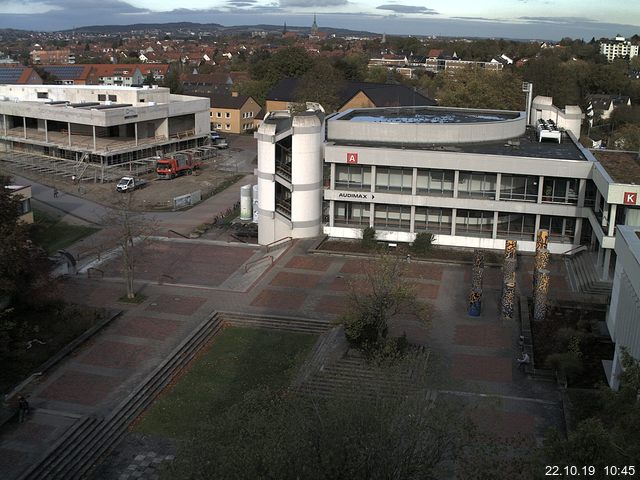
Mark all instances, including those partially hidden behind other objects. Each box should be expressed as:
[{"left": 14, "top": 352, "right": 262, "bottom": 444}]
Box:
[
  {"left": 252, "top": 184, "right": 259, "bottom": 223},
  {"left": 240, "top": 184, "right": 252, "bottom": 220}
]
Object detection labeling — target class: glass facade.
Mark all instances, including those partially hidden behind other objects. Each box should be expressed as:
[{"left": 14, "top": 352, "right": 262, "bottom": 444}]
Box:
[
  {"left": 374, "top": 204, "right": 411, "bottom": 231},
  {"left": 496, "top": 212, "right": 536, "bottom": 240},
  {"left": 539, "top": 215, "right": 576, "bottom": 243},
  {"left": 455, "top": 209, "right": 494, "bottom": 237},
  {"left": 500, "top": 175, "right": 538, "bottom": 202},
  {"left": 375, "top": 167, "right": 413, "bottom": 193},
  {"left": 457, "top": 171, "right": 497, "bottom": 199},
  {"left": 542, "top": 177, "right": 578, "bottom": 204},
  {"left": 335, "top": 165, "right": 371, "bottom": 190},
  {"left": 414, "top": 207, "right": 452, "bottom": 234},
  {"left": 416, "top": 169, "right": 454, "bottom": 196},
  {"left": 335, "top": 202, "right": 370, "bottom": 227}
]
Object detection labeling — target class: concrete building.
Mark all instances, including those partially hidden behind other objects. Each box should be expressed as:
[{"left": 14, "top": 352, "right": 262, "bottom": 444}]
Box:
[
  {"left": 606, "top": 225, "right": 640, "bottom": 389},
  {"left": 0, "top": 84, "right": 210, "bottom": 181},
  {"left": 256, "top": 97, "right": 640, "bottom": 284},
  {"left": 30, "top": 49, "right": 75, "bottom": 65},
  {"left": 209, "top": 94, "right": 261, "bottom": 134},
  {"left": 600, "top": 36, "right": 639, "bottom": 62}
]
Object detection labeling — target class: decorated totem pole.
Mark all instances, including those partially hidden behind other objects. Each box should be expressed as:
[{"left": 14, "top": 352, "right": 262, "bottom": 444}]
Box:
[{"left": 468, "top": 249, "right": 485, "bottom": 316}]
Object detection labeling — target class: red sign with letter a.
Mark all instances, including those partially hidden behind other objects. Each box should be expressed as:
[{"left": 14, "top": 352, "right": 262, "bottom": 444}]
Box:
[
  {"left": 624, "top": 192, "right": 637, "bottom": 205},
  {"left": 346, "top": 152, "right": 358, "bottom": 164}
]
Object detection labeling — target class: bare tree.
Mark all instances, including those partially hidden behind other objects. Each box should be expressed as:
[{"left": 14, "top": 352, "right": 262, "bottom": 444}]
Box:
[{"left": 102, "top": 193, "right": 156, "bottom": 300}]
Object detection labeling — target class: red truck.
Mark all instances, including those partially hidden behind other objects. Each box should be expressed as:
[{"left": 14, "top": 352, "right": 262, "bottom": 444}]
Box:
[{"left": 156, "top": 153, "right": 201, "bottom": 179}]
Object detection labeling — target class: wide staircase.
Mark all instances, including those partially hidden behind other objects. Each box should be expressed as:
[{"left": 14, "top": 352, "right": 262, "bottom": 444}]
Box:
[
  {"left": 17, "top": 313, "right": 224, "bottom": 480},
  {"left": 220, "top": 311, "right": 331, "bottom": 335},
  {"left": 564, "top": 251, "right": 613, "bottom": 297}
]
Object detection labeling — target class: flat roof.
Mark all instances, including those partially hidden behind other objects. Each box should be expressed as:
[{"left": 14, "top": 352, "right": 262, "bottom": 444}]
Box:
[
  {"left": 340, "top": 106, "right": 519, "bottom": 124},
  {"left": 591, "top": 150, "right": 640, "bottom": 185},
  {"left": 330, "top": 126, "right": 587, "bottom": 161}
]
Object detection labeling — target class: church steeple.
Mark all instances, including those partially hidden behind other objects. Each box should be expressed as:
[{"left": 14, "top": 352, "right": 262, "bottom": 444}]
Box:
[
  {"left": 311, "top": 14, "right": 318, "bottom": 35},
  {"left": 283, "top": 21, "right": 287, "bottom": 34}
]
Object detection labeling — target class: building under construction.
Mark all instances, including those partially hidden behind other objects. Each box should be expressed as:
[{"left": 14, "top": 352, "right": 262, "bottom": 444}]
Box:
[{"left": 0, "top": 84, "right": 213, "bottom": 182}]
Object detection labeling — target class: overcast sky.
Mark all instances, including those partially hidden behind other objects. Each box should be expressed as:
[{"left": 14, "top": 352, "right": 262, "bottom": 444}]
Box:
[{"left": 0, "top": 0, "right": 638, "bottom": 40}]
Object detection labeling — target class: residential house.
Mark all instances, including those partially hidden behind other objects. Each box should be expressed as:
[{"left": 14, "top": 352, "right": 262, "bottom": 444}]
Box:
[
  {"left": 0, "top": 66, "right": 43, "bottom": 85},
  {"left": 600, "top": 35, "right": 639, "bottom": 62},
  {"left": 30, "top": 49, "right": 75, "bottom": 65},
  {"left": 587, "top": 94, "right": 632, "bottom": 121},
  {"left": 209, "top": 93, "right": 261, "bottom": 134}
]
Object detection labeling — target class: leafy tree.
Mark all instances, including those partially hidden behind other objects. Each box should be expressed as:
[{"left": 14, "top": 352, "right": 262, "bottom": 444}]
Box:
[
  {"left": 237, "top": 79, "right": 271, "bottom": 107},
  {"left": 168, "top": 365, "right": 477, "bottom": 480},
  {"left": 294, "top": 58, "right": 345, "bottom": 112},
  {"left": 249, "top": 46, "right": 313, "bottom": 85},
  {"left": 411, "top": 232, "right": 435, "bottom": 256},
  {"left": 340, "top": 256, "right": 425, "bottom": 354},
  {"left": 437, "top": 68, "right": 524, "bottom": 110},
  {"left": 334, "top": 54, "right": 368, "bottom": 82},
  {"left": 162, "top": 64, "right": 184, "bottom": 94},
  {"left": 365, "top": 66, "right": 389, "bottom": 84},
  {"left": 361, "top": 226, "right": 376, "bottom": 249},
  {"left": 610, "top": 124, "right": 640, "bottom": 151}
]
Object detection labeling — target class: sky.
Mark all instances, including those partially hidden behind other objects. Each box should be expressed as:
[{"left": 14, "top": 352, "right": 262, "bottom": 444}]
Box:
[{"left": 0, "top": 0, "right": 638, "bottom": 41}]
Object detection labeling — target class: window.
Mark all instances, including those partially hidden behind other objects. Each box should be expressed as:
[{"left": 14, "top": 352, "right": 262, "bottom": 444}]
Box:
[
  {"left": 225, "top": 112, "right": 230, "bottom": 118},
  {"left": 455, "top": 209, "right": 494, "bottom": 238},
  {"left": 584, "top": 180, "right": 597, "bottom": 208},
  {"left": 539, "top": 216, "right": 576, "bottom": 243},
  {"left": 457, "top": 172, "right": 496, "bottom": 199},
  {"left": 225, "top": 124, "right": 231, "bottom": 130},
  {"left": 376, "top": 167, "right": 412, "bottom": 193},
  {"left": 108, "top": 95, "right": 117, "bottom": 102},
  {"left": 98, "top": 94, "right": 106, "bottom": 101},
  {"left": 20, "top": 198, "right": 31, "bottom": 215},
  {"left": 216, "top": 112, "right": 221, "bottom": 118},
  {"left": 374, "top": 204, "right": 411, "bottom": 231},
  {"left": 496, "top": 213, "right": 536, "bottom": 240},
  {"left": 415, "top": 207, "right": 452, "bottom": 234},
  {"left": 542, "top": 177, "right": 578, "bottom": 204},
  {"left": 500, "top": 175, "right": 538, "bottom": 202},
  {"left": 416, "top": 169, "right": 454, "bottom": 196},
  {"left": 334, "top": 202, "right": 370, "bottom": 227},
  {"left": 37, "top": 92, "right": 48, "bottom": 99},
  {"left": 335, "top": 165, "right": 371, "bottom": 190}
]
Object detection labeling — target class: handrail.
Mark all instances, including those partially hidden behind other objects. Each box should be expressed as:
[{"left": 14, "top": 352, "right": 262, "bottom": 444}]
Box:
[
  {"left": 87, "top": 267, "right": 104, "bottom": 278},
  {"left": 168, "top": 229, "right": 188, "bottom": 238},
  {"left": 245, "top": 255, "right": 273, "bottom": 273},
  {"left": 561, "top": 244, "right": 587, "bottom": 256},
  {"left": 265, "top": 236, "right": 292, "bottom": 253}
]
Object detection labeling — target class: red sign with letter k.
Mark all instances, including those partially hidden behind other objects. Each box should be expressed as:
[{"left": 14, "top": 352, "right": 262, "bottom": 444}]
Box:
[{"left": 624, "top": 192, "right": 637, "bottom": 205}]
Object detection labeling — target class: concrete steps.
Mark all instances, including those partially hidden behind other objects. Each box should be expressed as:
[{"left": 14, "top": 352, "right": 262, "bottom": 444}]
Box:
[
  {"left": 18, "top": 312, "right": 224, "bottom": 480},
  {"left": 564, "top": 252, "right": 612, "bottom": 297},
  {"left": 220, "top": 311, "right": 331, "bottom": 335}
]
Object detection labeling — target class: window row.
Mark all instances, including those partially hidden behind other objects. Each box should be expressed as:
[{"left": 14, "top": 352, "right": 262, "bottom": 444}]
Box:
[
  {"left": 332, "top": 202, "right": 575, "bottom": 243},
  {"left": 333, "top": 165, "right": 579, "bottom": 204}
]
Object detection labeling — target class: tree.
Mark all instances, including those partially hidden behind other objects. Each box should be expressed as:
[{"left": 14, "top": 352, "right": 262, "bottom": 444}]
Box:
[
  {"left": 610, "top": 124, "right": 640, "bottom": 151},
  {"left": 102, "top": 194, "right": 155, "bottom": 300},
  {"left": 167, "top": 362, "right": 477, "bottom": 480},
  {"left": 162, "top": 64, "right": 184, "bottom": 94},
  {"left": 340, "top": 256, "right": 425, "bottom": 355},
  {"left": 437, "top": 68, "right": 525, "bottom": 110},
  {"left": 249, "top": 46, "right": 313, "bottom": 85},
  {"left": 294, "top": 58, "right": 346, "bottom": 113},
  {"left": 411, "top": 232, "right": 435, "bottom": 256}
]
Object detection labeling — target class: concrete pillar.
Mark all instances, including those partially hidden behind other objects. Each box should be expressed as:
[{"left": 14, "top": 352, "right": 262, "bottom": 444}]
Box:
[
  {"left": 410, "top": 205, "right": 415, "bottom": 233},
  {"left": 533, "top": 268, "right": 550, "bottom": 321},
  {"left": 602, "top": 249, "right": 612, "bottom": 281},
  {"left": 67, "top": 122, "right": 71, "bottom": 146},
  {"left": 370, "top": 165, "right": 376, "bottom": 193},
  {"left": 610, "top": 345, "right": 623, "bottom": 390},
  {"left": 495, "top": 173, "right": 502, "bottom": 201},
  {"left": 329, "top": 200, "right": 334, "bottom": 227},
  {"left": 22, "top": 117, "right": 26, "bottom": 139},
  {"left": 574, "top": 218, "right": 583, "bottom": 247},
  {"left": 492, "top": 211, "right": 499, "bottom": 239},
  {"left": 608, "top": 204, "right": 617, "bottom": 237},
  {"left": 537, "top": 175, "right": 544, "bottom": 203},
  {"left": 534, "top": 215, "right": 541, "bottom": 240},
  {"left": 578, "top": 179, "right": 586, "bottom": 207},
  {"left": 330, "top": 163, "right": 335, "bottom": 190},
  {"left": 451, "top": 208, "right": 457, "bottom": 236},
  {"left": 92, "top": 125, "right": 97, "bottom": 151},
  {"left": 369, "top": 203, "right": 374, "bottom": 228},
  {"left": 412, "top": 167, "right": 417, "bottom": 195},
  {"left": 134, "top": 123, "right": 139, "bottom": 146},
  {"left": 453, "top": 171, "right": 459, "bottom": 197}
]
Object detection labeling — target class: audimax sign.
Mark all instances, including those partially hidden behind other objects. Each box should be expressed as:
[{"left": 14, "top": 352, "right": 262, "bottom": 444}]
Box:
[{"left": 337, "top": 192, "right": 375, "bottom": 199}]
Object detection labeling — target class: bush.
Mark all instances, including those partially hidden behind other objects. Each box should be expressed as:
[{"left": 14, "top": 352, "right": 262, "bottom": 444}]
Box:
[
  {"left": 361, "top": 227, "right": 377, "bottom": 249},
  {"left": 411, "top": 232, "right": 435, "bottom": 256}
]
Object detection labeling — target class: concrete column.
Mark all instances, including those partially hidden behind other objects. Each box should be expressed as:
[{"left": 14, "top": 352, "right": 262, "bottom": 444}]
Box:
[
  {"left": 602, "top": 249, "right": 612, "bottom": 281},
  {"left": 610, "top": 344, "right": 623, "bottom": 390},
  {"left": 534, "top": 215, "right": 541, "bottom": 239},
  {"left": 369, "top": 203, "right": 374, "bottom": 228},
  {"left": 92, "top": 125, "right": 97, "bottom": 150},
  {"left": 2, "top": 114, "right": 6, "bottom": 135},
  {"left": 595, "top": 191, "right": 601, "bottom": 215},
  {"left": 537, "top": 175, "right": 544, "bottom": 203},
  {"left": 67, "top": 122, "right": 71, "bottom": 146},
  {"left": 134, "top": 123, "right": 139, "bottom": 146},
  {"left": 495, "top": 173, "right": 502, "bottom": 201},
  {"left": 578, "top": 179, "right": 586, "bottom": 207},
  {"left": 22, "top": 117, "right": 26, "bottom": 139},
  {"left": 411, "top": 167, "right": 417, "bottom": 195},
  {"left": 329, "top": 200, "right": 334, "bottom": 227},
  {"left": 453, "top": 171, "right": 459, "bottom": 197},
  {"left": 44, "top": 119, "right": 49, "bottom": 143},
  {"left": 330, "top": 163, "right": 335, "bottom": 190},
  {"left": 597, "top": 244, "right": 604, "bottom": 269},
  {"left": 410, "top": 205, "right": 416, "bottom": 233},
  {"left": 608, "top": 204, "right": 617, "bottom": 237},
  {"left": 451, "top": 208, "right": 457, "bottom": 236},
  {"left": 602, "top": 200, "right": 609, "bottom": 228},
  {"left": 492, "top": 211, "right": 498, "bottom": 239},
  {"left": 574, "top": 218, "right": 583, "bottom": 246},
  {"left": 370, "top": 165, "right": 376, "bottom": 193}
]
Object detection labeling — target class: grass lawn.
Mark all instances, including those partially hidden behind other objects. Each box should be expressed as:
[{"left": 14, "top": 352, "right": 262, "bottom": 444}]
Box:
[
  {"left": 134, "top": 326, "right": 317, "bottom": 439},
  {"left": 31, "top": 208, "right": 99, "bottom": 253}
]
